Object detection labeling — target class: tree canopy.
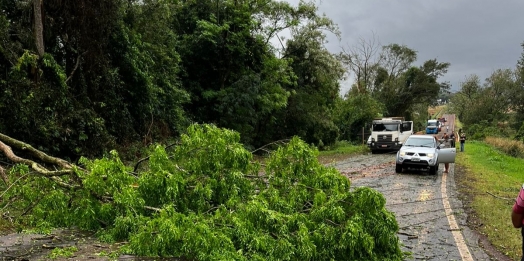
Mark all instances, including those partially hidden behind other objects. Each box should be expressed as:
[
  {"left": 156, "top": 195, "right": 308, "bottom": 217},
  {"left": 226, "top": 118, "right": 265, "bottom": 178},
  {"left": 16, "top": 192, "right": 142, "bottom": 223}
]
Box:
[{"left": 448, "top": 42, "right": 524, "bottom": 140}]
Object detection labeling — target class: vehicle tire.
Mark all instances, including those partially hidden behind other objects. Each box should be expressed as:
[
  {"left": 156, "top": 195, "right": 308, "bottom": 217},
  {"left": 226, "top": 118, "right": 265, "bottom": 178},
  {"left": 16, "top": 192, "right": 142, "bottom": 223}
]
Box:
[
  {"left": 429, "top": 165, "right": 437, "bottom": 175},
  {"left": 395, "top": 164, "right": 403, "bottom": 173}
]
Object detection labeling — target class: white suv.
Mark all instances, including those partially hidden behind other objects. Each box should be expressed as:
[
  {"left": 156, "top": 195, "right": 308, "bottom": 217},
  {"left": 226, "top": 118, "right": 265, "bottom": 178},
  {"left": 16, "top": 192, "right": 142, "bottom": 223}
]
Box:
[{"left": 395, "top": 135, "right": 456, "bottom": 175}]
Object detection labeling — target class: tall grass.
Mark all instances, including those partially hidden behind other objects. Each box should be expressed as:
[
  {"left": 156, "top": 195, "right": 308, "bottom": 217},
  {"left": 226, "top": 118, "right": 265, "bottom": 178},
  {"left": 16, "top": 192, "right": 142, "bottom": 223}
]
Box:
[
  {"left": 456, "top": 141, "right": 524, "bottom": 260},
  {"left": 485, "top": 136, "right": 524, "bottom": 158},
  {"left": 428, "top": 105, "right": 446, "bottom": 119}
]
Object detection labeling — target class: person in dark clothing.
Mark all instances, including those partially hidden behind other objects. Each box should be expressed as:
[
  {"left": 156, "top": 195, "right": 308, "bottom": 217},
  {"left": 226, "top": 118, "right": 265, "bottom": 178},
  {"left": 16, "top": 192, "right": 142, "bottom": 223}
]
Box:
[
  {"left": 442, "top": 133, "right": 450, "bottom": 173},
  {"left": 459, "top": 133, "right": 466, "bottom": 152},
  {"left": 450, "top": 131, "right": 456, "bottom": 148}
]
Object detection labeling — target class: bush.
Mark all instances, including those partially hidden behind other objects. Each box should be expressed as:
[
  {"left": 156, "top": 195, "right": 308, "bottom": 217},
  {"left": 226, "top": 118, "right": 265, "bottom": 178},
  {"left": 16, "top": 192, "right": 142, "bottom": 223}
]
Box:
[
  {"left": 5, "top": 124, "right": 404, "bottom": 260},
  {"left": 515, "top": 121, "right": 524, "bottom": 142},
  {"left": 464, "top": 121, "right": 514, "bottom": 141},
  {"left": 484, "top": 137, "right": 524, "bottom": 158}
]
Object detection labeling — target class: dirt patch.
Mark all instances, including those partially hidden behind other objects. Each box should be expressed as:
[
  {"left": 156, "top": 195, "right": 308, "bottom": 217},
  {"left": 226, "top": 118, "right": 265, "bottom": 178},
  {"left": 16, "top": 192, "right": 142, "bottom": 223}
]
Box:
[
  {"left": 337, "top": 161, "right": 394, "bottom": 180},
  {"left": 0, "top": 229, "right": 122, "bottom": 261},
  {"left": 317, "top": 152, "right": 363, "bottom": 165},
  {"left": 454, "top": 164, "right": 513, "bottom": 261},
  {"left": 0, "top": 228, "right": 190, "bottom": 260}
]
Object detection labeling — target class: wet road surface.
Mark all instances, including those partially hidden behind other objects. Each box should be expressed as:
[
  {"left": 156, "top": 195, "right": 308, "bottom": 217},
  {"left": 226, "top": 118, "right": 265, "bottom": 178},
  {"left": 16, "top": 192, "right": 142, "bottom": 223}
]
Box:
[
  {"left": 328, "top": 114, "right": 492, "bottom": 261},
  {"left": 329, "top": 154, "right": 486, "bottom": 260}
]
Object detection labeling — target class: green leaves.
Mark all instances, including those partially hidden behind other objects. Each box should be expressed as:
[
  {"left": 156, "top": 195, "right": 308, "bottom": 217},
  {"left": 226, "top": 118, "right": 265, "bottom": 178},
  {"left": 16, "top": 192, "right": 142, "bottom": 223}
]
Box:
[
  {"left": 333, "top": 93, "right": 385, "bottom": 142},
  {"left": 5, "top": 124, "right": 403, "bottom": 260}
]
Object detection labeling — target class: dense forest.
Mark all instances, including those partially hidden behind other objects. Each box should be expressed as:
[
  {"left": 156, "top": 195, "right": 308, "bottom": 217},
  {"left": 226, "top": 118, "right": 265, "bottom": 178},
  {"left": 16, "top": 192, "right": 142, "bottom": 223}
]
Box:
[{"left": 0, "top": 0, "right": 455, "bottom": 159}]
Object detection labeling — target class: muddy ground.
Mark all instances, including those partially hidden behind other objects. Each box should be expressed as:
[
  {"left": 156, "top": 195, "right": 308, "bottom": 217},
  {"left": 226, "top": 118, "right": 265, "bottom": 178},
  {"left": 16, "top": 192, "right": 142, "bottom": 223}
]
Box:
[{"left": 0, "top": 151, "right": 512, "bottom": 261}]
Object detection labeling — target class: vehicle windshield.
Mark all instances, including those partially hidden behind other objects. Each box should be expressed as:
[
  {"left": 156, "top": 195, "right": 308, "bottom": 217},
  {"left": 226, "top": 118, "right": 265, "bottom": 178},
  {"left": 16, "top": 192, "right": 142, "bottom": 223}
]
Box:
[
  {"left": 404, "top": 138, "right": 435, "bottom": 148},
  {"left": 427, "top": 122, "right": 438, "bottom": 127},
  {"left": 372, "top": 123, "right": 398, "bottom": 131}
]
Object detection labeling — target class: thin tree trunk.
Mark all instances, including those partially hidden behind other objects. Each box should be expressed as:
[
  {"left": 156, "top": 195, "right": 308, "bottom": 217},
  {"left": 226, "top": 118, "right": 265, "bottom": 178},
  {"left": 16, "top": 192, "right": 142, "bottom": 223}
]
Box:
[{"left": 33, "top": 0, "right": 44, "bottom": 57}]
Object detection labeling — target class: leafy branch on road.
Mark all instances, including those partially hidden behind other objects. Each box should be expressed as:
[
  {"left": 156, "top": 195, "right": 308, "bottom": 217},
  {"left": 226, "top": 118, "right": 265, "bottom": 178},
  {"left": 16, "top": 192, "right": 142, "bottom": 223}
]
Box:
[{"left": 0, "top": 124, "right": 405, "bottom": 260}]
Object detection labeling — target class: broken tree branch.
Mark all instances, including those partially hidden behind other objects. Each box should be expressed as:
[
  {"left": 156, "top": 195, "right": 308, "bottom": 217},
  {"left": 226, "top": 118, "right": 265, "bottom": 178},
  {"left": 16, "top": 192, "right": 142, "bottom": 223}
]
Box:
[
  {"left": 486, "top": 191, "right": 514, "bottom": 202},
  {"left": 250, "top": 139, "right": 290, "bottom": 155},
  {"left": 133, "top": 141, "right": 180, "bottom": 173},
  {"left": 0, "top": 165, "right": 7, "bottom": 185},
  {"left": 65, "top": 51, "right": 87, "bottom": 83},
  {"left": 0, "top": 140, "right": 76, "bottom": 178},
  {"left": 0, "top": 132, "right": 83, "bottom": 190},
  {"left": 0, "top": 133, "right": 74, "bottom": 169}
]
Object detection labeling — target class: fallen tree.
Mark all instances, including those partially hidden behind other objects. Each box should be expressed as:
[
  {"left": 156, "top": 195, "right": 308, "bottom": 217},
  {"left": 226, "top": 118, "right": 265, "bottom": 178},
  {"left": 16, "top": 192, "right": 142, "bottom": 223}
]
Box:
[{"left": 0, "top": 124, "right": 404, "bottom": 260}]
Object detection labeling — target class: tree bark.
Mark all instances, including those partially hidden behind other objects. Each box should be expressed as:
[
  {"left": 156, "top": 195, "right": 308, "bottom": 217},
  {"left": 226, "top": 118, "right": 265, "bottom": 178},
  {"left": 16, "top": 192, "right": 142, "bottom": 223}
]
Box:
[
  {"left": 0, "top": 132, "right": 82, "bottom": 190},
  {"left": 33, "top": 0, "right": 44, "bottom": 57}
]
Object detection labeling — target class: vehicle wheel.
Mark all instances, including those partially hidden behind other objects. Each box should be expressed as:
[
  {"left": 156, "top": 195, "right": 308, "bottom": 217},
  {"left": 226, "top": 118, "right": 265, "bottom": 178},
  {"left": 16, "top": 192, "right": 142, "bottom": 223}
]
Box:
[
  {"left": 395, "top": 164, "right": 402, "bottom": 173},
  {"left": 429, "top": 165, "right": 437, "bottom": 175}
]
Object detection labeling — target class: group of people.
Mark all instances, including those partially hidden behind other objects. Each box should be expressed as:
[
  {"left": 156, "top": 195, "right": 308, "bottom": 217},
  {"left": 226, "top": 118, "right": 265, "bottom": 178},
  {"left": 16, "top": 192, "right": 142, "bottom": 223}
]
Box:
[
  {"left": 434, "top": 127, "right": 467, "bottom": 173},
  {"left": 439, "top": 128, "right": 467, "bottom": 152}
]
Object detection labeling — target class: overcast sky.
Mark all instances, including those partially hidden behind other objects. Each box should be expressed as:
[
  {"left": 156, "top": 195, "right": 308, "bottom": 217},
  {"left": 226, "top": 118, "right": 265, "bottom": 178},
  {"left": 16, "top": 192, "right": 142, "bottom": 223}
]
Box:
[{"left": 282, "top": 0, "right": 524, "bottom": 94}]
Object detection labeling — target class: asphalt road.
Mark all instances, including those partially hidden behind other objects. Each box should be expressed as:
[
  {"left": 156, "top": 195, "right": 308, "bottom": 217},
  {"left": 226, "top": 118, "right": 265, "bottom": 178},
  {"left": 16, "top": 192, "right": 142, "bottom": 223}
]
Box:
[{"left": 330, "top": 114, "right": 495, "bottom": 261}]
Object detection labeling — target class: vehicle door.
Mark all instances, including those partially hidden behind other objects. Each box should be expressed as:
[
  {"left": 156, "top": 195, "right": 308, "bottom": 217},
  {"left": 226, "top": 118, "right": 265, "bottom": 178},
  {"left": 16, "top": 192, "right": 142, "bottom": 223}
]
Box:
[
  {"left": 437, "top": 146, "right": 456, "bottom": 163},
  {"left": 400, "top": 121, "right": 413, "bottom": 142}
]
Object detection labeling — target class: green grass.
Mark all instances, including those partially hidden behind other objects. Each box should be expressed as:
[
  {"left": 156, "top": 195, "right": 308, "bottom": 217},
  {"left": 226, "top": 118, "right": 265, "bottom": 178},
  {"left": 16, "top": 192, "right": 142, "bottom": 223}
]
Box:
[
  {"left": 318, "top": 141, "right": 368, "bottom": 164},
  {"left": 456, "top": 141, "right": 524, "bottom": 260},
  {"left": 319, "top": 141, "right": 368, "bottom": 156}
]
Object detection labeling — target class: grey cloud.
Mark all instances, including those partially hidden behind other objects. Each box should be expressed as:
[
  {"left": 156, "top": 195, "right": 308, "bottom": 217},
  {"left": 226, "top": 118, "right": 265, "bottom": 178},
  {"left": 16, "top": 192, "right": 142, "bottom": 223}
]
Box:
[{"left": 284, "top": 0, "right": 524, "bottom": 92}]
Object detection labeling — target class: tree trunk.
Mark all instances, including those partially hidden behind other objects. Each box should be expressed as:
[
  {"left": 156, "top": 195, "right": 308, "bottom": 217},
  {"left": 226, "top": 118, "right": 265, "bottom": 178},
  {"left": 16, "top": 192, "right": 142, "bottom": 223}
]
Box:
[{"left": 33, "top": 0, "right": 44, "bottom": 57}]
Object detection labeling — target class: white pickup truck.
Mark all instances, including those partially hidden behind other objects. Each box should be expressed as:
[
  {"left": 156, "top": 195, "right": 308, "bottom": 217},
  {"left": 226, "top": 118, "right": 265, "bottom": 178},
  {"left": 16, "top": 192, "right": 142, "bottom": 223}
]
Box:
[{"left": 395, "top": 135, "right": 456, "bottom": 175}]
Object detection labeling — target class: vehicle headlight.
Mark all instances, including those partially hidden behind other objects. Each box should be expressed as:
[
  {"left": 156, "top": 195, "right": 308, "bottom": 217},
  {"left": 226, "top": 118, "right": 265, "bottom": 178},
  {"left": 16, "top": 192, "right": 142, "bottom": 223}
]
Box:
[
  {"left": 427, "top": 153, "right": 434, "bottom": 158},
  {"left": 399, "top": 151, "right": 405, "bottom": 156}
]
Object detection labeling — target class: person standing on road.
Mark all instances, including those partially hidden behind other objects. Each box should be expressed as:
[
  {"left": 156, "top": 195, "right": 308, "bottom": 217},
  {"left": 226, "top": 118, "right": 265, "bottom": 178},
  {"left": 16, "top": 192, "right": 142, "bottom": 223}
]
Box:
[
  {"left": 459, "top": 132, "right": 466, "bottom": 152},
  {"left": 449, "top": 131, "right": 456, "bottom": 148},
  {"left": 511, "top": 184, "right": 524, "bottom": 261},
  {"left": 441, "top": 133, "right": 450, "bottom": 173}
]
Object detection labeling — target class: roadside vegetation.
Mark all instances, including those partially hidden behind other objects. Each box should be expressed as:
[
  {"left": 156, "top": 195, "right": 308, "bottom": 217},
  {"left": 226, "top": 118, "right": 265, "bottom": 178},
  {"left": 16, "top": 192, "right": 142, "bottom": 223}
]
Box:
[
  {"left": 456, "top": 140, "right": 524, "bottom": 260},
  {"left": 318, "top": 141, "right": 369, "bottom": 156},
  {"left": 430, "top": 105, "right": 446, "bottom": 120},
  {"left": 485, "top": 137, "right": 524, "bottom": 158}
]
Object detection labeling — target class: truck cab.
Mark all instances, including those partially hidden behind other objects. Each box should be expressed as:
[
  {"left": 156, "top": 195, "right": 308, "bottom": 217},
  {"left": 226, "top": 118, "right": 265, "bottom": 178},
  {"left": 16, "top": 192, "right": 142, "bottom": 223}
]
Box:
[
  {"left": 367, "top": 117, "right": 413, "bottom": 153},
  {"left": 426, "top": 119, "right": 439, "bottom": 134}
]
